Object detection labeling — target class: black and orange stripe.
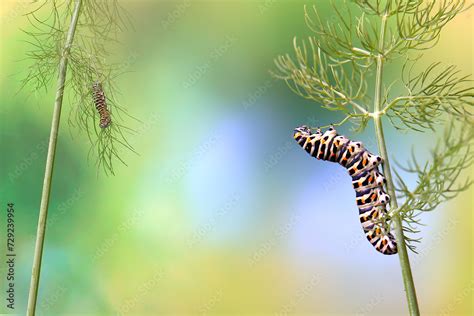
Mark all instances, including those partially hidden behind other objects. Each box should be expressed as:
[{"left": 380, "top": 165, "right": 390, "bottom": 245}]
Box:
[{"left": 293, "top": 125, "right": 397, "bottom": 255}]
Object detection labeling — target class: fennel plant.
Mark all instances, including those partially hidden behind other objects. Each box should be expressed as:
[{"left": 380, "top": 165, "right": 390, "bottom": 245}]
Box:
[{"left": 273, "top": 1, "right": 473, "bottom": 314}]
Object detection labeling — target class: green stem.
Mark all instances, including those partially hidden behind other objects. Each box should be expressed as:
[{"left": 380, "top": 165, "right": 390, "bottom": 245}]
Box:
[
  {"left": 27, "top": 1, "right": 82, "bottom": 315},
  {"left": 373, "top": 13, "right": 420, "bottom": 316}
]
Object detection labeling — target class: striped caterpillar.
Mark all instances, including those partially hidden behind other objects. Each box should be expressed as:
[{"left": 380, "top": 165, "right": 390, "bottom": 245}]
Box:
[
  {"left": 92, "top": 81, "right": 111, "bottom": 129},
  {"left": 293, "top": 125, "right": 397, "bottom": 255}
]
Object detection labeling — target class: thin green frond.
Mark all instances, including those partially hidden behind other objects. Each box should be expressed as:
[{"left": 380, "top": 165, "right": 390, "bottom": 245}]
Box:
[
  {"left": 304, "top": 3, "right": 377, "bottom": 62},
  {"left": 273, "top": 37, "right": 370, "bottom": 122},
  {"left": 394, "top": 0, "right": 469, "bottom": 52},
  {"left": 393, "top": 120, "right": 474, "bottom": 251},
  {"left": 21, "top": 0, "right": 135, "bottom": 175},
  {"left": 384, "top": 61, "right": 474, "bottom": 131}
]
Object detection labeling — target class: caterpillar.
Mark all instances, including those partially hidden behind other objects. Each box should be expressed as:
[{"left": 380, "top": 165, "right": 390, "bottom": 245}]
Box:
[
  {"left": 92, "top": 81, "right": 111, "bottom": 129},
  {"left": 293, "top": 125, "right": 397, "bottom": 255}
]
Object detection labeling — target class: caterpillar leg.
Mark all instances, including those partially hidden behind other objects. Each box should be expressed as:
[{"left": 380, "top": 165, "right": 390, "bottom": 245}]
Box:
[{"left": 359, "top": 206, "right": 397, "bottom": 255}]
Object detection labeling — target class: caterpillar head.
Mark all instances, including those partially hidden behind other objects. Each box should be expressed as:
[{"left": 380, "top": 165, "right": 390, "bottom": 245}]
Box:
[
  {"left": 92, "top": 81, "right": 102, "bottom": 91},
  {"left": 294, "top": 125, "right": 311, "bottom": 133},
  {"left": 294, "top": 125, "right": 312, "bottom": 139}
]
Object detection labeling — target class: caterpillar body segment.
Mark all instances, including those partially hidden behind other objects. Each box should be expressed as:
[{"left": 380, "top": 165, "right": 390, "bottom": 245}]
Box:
[
  {"left": 352, "top": 169, "right": 386, "bottom": 191},
  {"left": 293, "top": 125, "right": 398, "bottom": 255}
]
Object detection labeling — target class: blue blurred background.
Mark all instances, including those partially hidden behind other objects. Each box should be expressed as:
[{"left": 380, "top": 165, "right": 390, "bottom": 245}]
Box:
[{"left": 0, "top": 0, "right": 472, "bottom": 315}]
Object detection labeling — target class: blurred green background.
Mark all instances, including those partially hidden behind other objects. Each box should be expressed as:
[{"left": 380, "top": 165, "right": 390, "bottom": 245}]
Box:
[{"left": 0, "top": 0, "right": 472, "bottom": 315}]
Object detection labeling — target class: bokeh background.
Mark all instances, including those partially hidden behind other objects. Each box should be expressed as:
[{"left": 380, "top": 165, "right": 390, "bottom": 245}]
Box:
[{"left": 0, "top": 0, "right": 472, "bottom": 315}]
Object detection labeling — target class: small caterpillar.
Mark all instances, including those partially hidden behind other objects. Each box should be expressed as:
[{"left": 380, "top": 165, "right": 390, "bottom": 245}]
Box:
[
  {"left": 294, "top": 125, "right": 397, "bottom": 255},
  {"left": 92, "top": 81, "right": 111, "bottom": 129}
]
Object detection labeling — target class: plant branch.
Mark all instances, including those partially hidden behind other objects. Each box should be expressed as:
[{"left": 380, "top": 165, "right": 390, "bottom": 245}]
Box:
[
  {"left": 382, "top": 94, "right": 472, "bottom": 114},
  {"left": 383, "top": 62, "right": 474, "bottom": 130},
  {"left": 392, "top": 121, "right": 474, "bottom": 220},
  {"left": 273, "top": 38, "right": 370, "bottom": 118},
  {"left": 21, "top": 0, "right": 136, "bottom": 175},
  {"left": 307, "top": 74, "right": 369, "bottom": 114},
  {"left": 27, "top": 1, "right": 82, "bottom": 315},
  {"left": 372, "top": 12, "right": 420, "bottom": 316},
  {"left": 315, "top": 113, "right": 369, "bottom": 130}
]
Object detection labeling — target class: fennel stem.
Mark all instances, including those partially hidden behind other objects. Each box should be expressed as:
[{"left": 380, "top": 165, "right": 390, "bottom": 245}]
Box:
[
  {"left": 373, "top": 12, "right": 420, "bottom": 316},
  {"left": 27, "top": 1, "right": 82, "bottom": 315}
]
